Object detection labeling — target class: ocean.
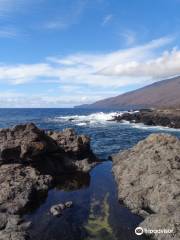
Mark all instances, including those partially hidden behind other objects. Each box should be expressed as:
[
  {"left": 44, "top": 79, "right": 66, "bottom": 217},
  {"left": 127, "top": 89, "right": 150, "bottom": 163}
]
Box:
[{"left": 1, "top": 108, "right": 180, "bottom": 240}]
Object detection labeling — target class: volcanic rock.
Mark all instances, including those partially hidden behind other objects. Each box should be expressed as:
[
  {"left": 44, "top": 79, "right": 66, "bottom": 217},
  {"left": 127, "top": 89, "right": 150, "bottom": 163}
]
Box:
[
  {"left": 0, "top": 123, "right": 58, "bottom": 164},
  {"left": 0, "top": 123, "right": 98, "bottom": 173},
  {"left": 112, "top": 134, "right": 180, "bottom": 240},
  {"left": 48, "top": 128, "right": 94, "bottom": 160},
  {"left": 50, "top": 201, "right": 73, "bottom": 216},
  {"left": 0, "top": 164, "right": 51, "bottom": 240},
  {"left": 0, "top": 123, "right": 98, "bottom": 240},
  {"left": 114, "top": 109, "right": 180, "bottom": 129}
]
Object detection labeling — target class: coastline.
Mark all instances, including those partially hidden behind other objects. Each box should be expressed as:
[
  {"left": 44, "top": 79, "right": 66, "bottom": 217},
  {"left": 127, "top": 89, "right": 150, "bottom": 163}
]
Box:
[
  {"left": 112, "top": 133, "right": 180, "bottom": 240},
  {"left": 113, "top": 109, "right": 180, "bottom": 129},
  {"left": 0, "top": 115, "right": 179, "bottom": 240},
  {"left": 0, "top": 123, "right": 99, "bottom": 240}
]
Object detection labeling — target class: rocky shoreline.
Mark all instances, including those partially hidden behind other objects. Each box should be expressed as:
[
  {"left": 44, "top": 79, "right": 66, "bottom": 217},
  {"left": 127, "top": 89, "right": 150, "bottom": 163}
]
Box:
[
  {"left": 0, "top": 123, "right": 99, "bottom": 240},
  {"left": 112, "top": 134, "right": 180, "bottom": 240},
  {"left": 113, "top": 109, "right": 180, "bottom": 129},
  {"left": 0, "top": 122, "right": 179, "bottom": 240}
]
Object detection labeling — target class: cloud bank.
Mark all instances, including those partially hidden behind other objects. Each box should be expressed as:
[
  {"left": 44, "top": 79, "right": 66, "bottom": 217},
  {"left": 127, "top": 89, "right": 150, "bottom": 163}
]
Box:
[{"left": 0, "top": 36, "right": 180, "bottom": 107}]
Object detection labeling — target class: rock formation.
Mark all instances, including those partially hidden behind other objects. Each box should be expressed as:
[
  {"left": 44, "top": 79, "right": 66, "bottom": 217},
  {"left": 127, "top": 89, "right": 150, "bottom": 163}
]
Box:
[
  {"left": 113, "top": 109, "right": 180, "bottom": 129},
  {"left": 0, "top": 123, "right": 98, "bottom": 240},
  {"left": 0, "top": 123, "right": 98, "bottom": 173},
  {"left": 112, "top": 134, "right": 180, "bottom": 240},
  {"left": 50, "top": 201, "right": 73, "bottom": 216}
]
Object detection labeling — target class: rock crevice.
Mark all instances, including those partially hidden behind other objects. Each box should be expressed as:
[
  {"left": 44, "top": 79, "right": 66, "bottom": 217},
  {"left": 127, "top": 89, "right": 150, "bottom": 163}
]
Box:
[{"left": 0, "top": 123, "right": 99, "bottom": 240}]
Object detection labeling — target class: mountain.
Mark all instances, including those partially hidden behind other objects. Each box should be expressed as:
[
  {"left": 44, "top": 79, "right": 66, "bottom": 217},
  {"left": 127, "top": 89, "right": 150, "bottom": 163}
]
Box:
[{"left": 76, "top": 76, "right": 180, "bottom": 109}]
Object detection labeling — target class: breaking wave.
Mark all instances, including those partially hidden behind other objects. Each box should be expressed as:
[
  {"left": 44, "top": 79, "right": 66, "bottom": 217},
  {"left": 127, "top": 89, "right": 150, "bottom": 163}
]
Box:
[
  {"left": 47, "top": 110, "right": 180, "bottom": 131},
  {"left": 49, "top": 112, "right": 126, "bottom": 125}
]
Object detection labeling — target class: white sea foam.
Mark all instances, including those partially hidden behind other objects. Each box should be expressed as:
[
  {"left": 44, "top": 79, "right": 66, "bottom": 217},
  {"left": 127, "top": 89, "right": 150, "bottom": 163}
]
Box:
[
  {"left": 52, "top": 111, "right": 127, "bottom": 125},
  {"left": 48, "top": 111, "right": 180, "bottom": 131},
  {"left": 130, "top": 122, "right": 180, "bottom": 132}
]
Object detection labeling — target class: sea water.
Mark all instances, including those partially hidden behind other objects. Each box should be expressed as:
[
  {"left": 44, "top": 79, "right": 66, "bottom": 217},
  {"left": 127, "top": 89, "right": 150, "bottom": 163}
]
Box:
[{"left": 0, "top": 108, "right": 180, "bottom": 240}]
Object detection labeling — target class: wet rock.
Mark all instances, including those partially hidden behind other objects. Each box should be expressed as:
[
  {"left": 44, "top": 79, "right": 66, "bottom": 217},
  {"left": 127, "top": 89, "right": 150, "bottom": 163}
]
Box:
[
  {"left": 50, "top": 204, "right": 65, "bottom": 216},
  {"left": 112, "top": 134, "right": 180, "bottom": 240},
  {"left": 50, "top": 201, "right": 73, "bottom": 216},
  {"left": 0, "top": 123, "right": 98, "bottom": 239},
  {"left": 55, "top": 171, "right": 90, "bottom": 191},
  {"left": 65, "top": 201, "right": 73, "bottom": 208},
  {"left": 113, "top": 109, "right": 180, "bottom": 129}
]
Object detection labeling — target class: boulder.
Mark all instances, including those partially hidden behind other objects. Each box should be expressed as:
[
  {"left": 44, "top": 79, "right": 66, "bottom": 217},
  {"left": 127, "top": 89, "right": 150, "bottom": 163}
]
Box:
[
  {"left": 0, "top": 124, "right": 98, "bottom": 173},
  {"left": 0, "top": 164, "right": 51, "bottom": 240},
  {"left": 0, "top": 123, "right": 98, "bottom": 239},
  {"left": 112, "top": 134, "right": 180, "bottom": 240},
  {"left": 50, "top": 204, "right": 65, "bottom": 216},
  {"left": 46, "top": 128, "right": 99, "bottom": 173},
  {"left": 113, "top": 109, "right": 180, "bottom": 129},
  {"left": 50, "top": 201, "right": 73, "bottom": 216},
  {"left": 48, "top": 128, "right": 94, "bottom": 160},
  {"left": 65, "top": 201, "right": 73, "bottom": 208},
  {"left": 0, "top": 123, "right": 58, "bottom": 164},
  {"left": 0, "top": 164, "right": 52, "bottom": 214}
]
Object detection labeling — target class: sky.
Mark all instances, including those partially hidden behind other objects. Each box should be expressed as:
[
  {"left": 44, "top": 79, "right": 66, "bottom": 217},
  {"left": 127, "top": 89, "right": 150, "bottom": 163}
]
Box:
[{"left": 0, "top": 0, "right": 180, "bottom": 107}]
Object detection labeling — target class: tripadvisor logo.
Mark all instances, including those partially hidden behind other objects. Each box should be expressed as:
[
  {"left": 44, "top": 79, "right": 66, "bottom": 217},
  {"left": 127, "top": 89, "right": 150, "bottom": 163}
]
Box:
[
  {"left": 135, "top": 227, "right": 174, "bottom": 236},
  {"left": 135, "top": 227, "right": 144, "bottom": 235}
]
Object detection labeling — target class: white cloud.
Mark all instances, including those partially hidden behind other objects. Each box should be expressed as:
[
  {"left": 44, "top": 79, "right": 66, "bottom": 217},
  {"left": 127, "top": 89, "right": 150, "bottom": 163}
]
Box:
[
  {"left": 43, "top": 0, "right": 89, "bottom": 30},
  {"left": 0, "top": 27, "right": 17, "bottom": 38},
  {"left": 0, "top": 0, "right": 28, "bottom": 16},
  {"left": 101, "top": 47, "right": 180, "bottom": 79},
  {"left": 0, "top": 36, "right": 179, "bottom": 107},
  {"left": 102, "top": 14, "right": 113, "bottom": 26},
  {"left": 0, "top": 89, "right": 118, "bottom": 108},
  {"left": 43, "top": 21, "right": 68, "bottom": 30},
  {"left": 0, "top": 63, "right": 55, "bottom": 84},
  {"left": 0, "top": 36, "right": 175, "bottom": 87},
  {"left": 120, "top": 30, "right": 136, "bottom": 46}
]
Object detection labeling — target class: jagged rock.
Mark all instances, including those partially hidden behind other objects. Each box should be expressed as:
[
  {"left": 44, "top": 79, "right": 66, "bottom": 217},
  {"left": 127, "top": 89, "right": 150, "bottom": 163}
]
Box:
[
  {"left": 0, "top": 214, "right": 31, "bottom": 240},
  {"left": 113, "top": 109, "right": 180, "bottom": 129},
  {"left": 0, "top": 123, "right": 98, "bottom": 240},
  {"left": 0, "top": 123, "right": 98, "bottom": 173},
  {"left": 112, "top": 134, "right": 180, "bottom": 240},
  {"left": 46, "top": 128, "right": 99, "bottom": 173},
  {"left": 0, "top": 123, "right": 58, "bottom": 164},
  {"left": 0, "top": 164, "right": 52, "bottom": 239},
  {"left": 0, "top": 164, "right": 52, "bottom": 214},
  {"left": 48, "top": 128, "right": 94, "bottom": 160}
]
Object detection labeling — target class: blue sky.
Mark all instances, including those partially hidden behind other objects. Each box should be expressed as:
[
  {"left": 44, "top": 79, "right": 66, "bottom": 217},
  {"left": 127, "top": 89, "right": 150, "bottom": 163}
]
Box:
[{"left": 0, "top": 0, "right": 180, "bottom": 107}]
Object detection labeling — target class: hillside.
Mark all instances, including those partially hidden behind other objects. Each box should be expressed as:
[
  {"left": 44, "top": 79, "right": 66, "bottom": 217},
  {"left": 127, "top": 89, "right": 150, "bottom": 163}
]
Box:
[{"left": 76, "top": 76, "right": 180, "bottom": 109}]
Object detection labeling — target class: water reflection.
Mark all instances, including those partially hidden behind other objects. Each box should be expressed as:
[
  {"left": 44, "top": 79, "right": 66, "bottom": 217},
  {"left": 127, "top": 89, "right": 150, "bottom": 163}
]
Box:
[
  {"left": 85, "top": 193, "right": 117, "bottom": 240},
  {"left": 55, "top": 172, "right": 91, "bottom": 191},
  {"left": 25, "top": 162, "right": 148, "bottom": 240}
]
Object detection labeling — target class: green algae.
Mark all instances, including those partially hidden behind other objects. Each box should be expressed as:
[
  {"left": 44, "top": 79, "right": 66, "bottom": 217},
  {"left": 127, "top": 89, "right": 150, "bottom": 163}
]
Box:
[{"left": 84, "top": 193, "right": 117, "bottom": 240}]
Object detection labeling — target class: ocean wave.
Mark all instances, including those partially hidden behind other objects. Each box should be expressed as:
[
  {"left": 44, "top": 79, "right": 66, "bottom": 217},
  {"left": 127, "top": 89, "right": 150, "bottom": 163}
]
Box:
[
  {"left": 49, "top": 111, "right": 127, "bottom": 125},
  {"left": 130, "top": 122, "right": 180, "bottom": 132},
  {"left": 47, "top": 111, "right": 180, "bottom": 131}
]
